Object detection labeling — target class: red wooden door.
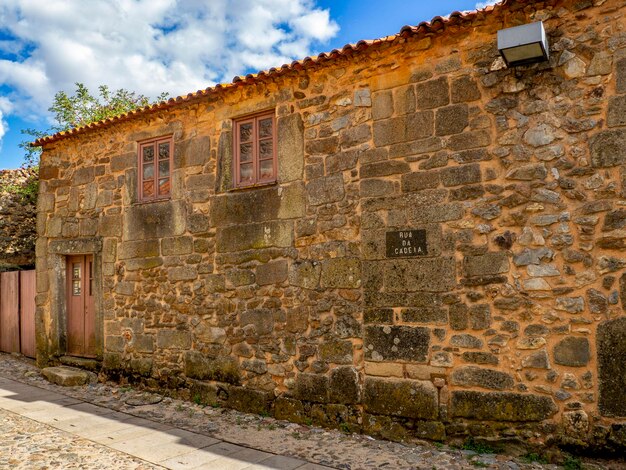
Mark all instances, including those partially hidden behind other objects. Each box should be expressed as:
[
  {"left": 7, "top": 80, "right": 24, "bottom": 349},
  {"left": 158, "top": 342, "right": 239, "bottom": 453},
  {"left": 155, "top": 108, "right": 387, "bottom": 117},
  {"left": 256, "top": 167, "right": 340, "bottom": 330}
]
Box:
[
  {"left": 19, "top": 270, "right": 36, "bottom": 358},
  {"left": 67, "top": 255, "right": 96, "bottom": 357},
  {"left": 0, "top": 271, "right": 20, "bottom": 353}
]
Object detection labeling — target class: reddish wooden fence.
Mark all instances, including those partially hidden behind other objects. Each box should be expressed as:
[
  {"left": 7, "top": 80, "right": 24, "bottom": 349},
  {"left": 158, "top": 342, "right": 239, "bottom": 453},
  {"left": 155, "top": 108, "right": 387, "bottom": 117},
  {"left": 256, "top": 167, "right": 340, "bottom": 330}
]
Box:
[{"left": 0, "top": 270, "right": 35, "bottom": 358}]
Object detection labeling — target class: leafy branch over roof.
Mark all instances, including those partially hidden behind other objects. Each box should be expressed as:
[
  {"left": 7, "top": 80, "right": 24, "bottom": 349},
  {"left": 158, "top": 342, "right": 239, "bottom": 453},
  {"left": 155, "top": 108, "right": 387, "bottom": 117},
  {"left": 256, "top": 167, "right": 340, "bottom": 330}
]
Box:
[{"left": 23, "top": 83, "right": 168, "bottom": 166}]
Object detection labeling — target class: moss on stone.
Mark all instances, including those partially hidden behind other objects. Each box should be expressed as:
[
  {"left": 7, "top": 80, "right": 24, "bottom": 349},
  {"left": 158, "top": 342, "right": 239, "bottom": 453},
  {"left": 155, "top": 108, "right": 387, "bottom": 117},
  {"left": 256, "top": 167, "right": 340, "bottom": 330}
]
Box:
[{"left": 451, "top": 391, "right": 557, "bottom": 422}]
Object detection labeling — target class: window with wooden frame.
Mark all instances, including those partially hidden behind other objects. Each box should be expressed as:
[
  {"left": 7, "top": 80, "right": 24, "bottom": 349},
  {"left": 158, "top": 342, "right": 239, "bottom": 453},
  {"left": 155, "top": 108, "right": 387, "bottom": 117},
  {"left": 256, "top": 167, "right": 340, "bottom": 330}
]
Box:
[
  {"left": 138, "top": 136, "right": 173, "bottom": 202},
  {"left": 234, "top": 111, "right": 277, "bottom": 188}
]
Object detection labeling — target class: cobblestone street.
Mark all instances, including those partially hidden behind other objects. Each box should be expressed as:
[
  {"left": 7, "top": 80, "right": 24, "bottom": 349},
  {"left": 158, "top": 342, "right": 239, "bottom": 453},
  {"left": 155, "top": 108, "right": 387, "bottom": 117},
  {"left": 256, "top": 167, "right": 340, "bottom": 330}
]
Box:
[{"left": 0, "top": 354, "right": 623, "bottom": 469}]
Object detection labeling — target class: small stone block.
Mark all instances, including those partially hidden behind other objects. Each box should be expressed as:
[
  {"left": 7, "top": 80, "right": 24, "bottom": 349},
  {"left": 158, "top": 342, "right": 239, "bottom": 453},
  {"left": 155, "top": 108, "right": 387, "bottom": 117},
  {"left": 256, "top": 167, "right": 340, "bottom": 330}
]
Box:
[
  {"left": 42, "top": 367, "right": 90, "bottom": 387},
  {"left": 553, "top": 337, "right": 590, "bottom": 367},
  {"left": 451, "top": 391, "right": 557, "bottom": 421},
  {"left": 256, "top": 260, "right": 288, "bottom": 285},
  {"left": 363, "top": 377, "right": 438, "bottom": 419}
]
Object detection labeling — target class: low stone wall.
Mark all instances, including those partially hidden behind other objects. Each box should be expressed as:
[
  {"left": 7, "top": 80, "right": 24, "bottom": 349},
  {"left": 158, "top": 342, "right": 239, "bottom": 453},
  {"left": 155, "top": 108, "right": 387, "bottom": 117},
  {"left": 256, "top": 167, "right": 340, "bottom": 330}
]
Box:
[
  {"left": 0, "top": 168, "right": 37, "bottom": 271},
  {"left": 35, "top": 0, "right": 626, "bottom": 454}
]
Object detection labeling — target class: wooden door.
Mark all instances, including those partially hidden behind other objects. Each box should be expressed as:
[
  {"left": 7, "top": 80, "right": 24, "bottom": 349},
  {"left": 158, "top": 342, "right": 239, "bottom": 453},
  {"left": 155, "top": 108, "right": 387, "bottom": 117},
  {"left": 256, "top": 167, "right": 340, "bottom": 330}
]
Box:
[
  {"left": 19, "top": 270, "right": 36, "bottom": 358},
  {"left": 0, "top": 271, "right": 20, "bottom": 353},
  {"left": 67, "top": 255, "right": 96, "bottom": 357}
]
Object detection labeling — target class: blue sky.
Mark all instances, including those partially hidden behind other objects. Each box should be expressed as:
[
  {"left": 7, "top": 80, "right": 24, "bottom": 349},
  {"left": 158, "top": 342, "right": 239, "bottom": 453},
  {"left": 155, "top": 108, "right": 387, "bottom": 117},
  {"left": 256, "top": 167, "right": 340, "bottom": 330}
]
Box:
[{"left": 0, "top": 0, "right": 492, "bottom": 169}]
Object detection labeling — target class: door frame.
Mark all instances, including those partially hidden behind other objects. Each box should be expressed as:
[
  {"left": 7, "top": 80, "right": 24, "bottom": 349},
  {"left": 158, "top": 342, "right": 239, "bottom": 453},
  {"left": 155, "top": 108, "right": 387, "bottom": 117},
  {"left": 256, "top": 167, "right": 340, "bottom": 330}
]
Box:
[{"left": 47, "top": 238, "right": 103, "bottom": 360}]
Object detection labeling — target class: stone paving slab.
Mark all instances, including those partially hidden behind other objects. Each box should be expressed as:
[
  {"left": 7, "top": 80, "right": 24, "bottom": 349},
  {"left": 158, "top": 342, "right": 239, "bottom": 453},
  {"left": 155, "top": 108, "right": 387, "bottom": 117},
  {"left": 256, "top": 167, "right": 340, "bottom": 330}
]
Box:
[
  {"left": 159, "top": 442, "right": 261, "bottom": 470},
  {"left": 90, "top": 418, "right": 173, "bottom": 445},
  {"left": 160, "top": 445, "right": 266, "bottom": 470}
]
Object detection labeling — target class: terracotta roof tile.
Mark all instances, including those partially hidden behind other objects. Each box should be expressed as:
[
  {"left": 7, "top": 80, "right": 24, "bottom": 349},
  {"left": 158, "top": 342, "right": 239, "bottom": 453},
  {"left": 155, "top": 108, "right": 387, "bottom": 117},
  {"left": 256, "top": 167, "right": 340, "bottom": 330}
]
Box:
[{"left": 34, "top": 1, "right": 506, "bottom": 147}]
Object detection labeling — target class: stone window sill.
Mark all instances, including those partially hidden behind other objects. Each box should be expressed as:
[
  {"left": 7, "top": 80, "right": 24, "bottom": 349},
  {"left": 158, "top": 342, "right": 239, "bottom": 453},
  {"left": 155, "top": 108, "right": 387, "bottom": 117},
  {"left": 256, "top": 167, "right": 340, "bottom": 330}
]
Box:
[{"left": 228, "top": 180, "right": 278, "bottom": 192}]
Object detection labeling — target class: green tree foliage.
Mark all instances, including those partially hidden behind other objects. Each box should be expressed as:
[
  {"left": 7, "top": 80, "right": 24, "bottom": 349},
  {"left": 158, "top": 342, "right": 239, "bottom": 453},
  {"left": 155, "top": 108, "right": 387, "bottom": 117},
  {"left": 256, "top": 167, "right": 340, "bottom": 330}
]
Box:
[
  {"left": 21, "top": 83, "right": 168, "bottom": 167},
  {"left": 19, "top": 128, "right": 47, "bottom": 168}
]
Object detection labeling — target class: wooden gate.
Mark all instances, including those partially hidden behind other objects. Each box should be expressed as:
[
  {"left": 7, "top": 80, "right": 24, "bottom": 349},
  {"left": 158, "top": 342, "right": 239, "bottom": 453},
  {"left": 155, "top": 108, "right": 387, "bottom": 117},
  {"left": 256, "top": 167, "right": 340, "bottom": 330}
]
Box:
[
  {"left": 0, "top": 269, "right": 36, "bottom": 358},
  {"left": 20, "top": 270, "right": 36, "bottom": 358}
]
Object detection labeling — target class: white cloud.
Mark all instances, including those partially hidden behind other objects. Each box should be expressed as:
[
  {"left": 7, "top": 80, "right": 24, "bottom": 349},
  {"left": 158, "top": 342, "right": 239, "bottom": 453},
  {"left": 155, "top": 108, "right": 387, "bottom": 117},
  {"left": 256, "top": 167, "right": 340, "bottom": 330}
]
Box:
[
  {"left": 291, "top": 10, "right": 338, "bottom": 42},
  {"left": 0, "top": 110, "right": 7, "bottom": 152},
  {"left": 475, "top": 1, "right": 500, "bottom": 9},
  {"left": 0, "top": 0, "right": 339, "bottom": 127}
]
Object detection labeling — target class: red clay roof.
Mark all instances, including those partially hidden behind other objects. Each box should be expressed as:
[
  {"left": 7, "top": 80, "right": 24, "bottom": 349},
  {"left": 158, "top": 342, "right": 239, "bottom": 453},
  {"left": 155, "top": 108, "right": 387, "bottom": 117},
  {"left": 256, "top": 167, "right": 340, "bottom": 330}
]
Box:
[{"left": 34, "top": 1, "right": 504, "bottom": 147}]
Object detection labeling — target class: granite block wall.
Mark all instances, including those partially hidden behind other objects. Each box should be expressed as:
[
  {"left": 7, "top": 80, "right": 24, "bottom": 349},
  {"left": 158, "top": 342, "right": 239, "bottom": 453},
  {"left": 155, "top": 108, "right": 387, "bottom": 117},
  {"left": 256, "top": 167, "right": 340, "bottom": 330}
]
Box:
[{"left": 0, "top": 168, "right": 37, "bottom": 271}]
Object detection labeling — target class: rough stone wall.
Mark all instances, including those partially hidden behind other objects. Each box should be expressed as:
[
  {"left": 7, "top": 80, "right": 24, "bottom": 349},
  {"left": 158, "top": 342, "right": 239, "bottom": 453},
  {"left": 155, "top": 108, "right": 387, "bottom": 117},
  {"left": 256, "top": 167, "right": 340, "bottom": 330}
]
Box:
[
  {"left": 0, "top": 168, "right": 37, "bottom": 271},
  {"left": 37, "top": 0, "right": 626, "bottom": 451}
]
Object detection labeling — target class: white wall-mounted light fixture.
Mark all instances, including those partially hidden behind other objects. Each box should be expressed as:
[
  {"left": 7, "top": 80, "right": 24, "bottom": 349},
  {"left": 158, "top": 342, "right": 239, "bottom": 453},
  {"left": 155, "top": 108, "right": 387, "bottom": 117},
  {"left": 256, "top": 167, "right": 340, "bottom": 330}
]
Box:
[{"left": 497, "top": 21, "right": 550, "bottom": 67}]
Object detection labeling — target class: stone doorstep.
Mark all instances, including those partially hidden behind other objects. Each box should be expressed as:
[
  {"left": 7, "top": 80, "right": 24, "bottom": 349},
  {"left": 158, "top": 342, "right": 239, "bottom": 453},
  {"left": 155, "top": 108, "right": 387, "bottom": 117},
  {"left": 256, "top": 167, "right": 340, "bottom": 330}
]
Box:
[
  {"left": 59, "top": 355, "right": 101, "bottom": 372},
  {"left": 41, "top": 366, "right": 92, "bottom": 387}
]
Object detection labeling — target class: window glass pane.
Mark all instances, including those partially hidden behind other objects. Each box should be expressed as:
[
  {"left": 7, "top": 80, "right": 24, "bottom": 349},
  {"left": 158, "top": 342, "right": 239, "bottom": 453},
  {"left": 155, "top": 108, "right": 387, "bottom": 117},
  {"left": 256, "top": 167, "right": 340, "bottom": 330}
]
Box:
[
  {"left": 143, "top": 163, "right": 154, "bottom": 180},
  {"left": 158, "top": 142, "right": 170, "bottom": 160},
  {"left": 143, "top": 180, "right": 154, "bottom": 197},
  {"left": 240, "top": 163, "right": 253, "bottom": 183},
  {"left": 240, "top": 143, "right": 253, "bottom": 163},
  {"left": 89, "top": 262, "right": 93, "bottom": 296},
  {"left": 259, "top": 118, "right": 273, "bottom": 139},
  {"left": 239, "top": 122, "right": 253, "bottom": 142},
  {"left": 259, "top": 140, "right": 273, "bottom": 160},
  {"left": 72, "top": 264, "right": 81, "bottom": 280},
  {"left": 159, "top": 160, "right": 170, "bottom": 178},
  {"left": 73, "top": 280, "right": 81, "bottom": 296},
  {"left": 158, "top": 178, "right": 170, "bottom": 196},
  {"left": 142, "top": 145, "right": 154, "bottom": 163},
  {"left": 259, "top": 159, "right": 274, "bottom": 180}
]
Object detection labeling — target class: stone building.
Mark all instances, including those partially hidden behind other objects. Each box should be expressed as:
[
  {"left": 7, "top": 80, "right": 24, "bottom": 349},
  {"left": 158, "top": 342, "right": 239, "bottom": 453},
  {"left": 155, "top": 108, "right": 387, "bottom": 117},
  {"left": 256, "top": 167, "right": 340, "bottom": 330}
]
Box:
[{"left": 35, "top": 0, "right": 626, "bottom": 451}]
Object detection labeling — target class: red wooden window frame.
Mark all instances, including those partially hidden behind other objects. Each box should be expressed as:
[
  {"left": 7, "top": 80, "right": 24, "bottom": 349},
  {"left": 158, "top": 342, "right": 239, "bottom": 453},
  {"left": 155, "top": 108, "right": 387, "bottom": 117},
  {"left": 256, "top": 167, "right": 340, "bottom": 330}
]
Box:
[
  {"left": 138, "top": 136, "right": 173, "bottom": 202},
  {"left": 234, "top": 111, "right": 277, "bottom": 188}
]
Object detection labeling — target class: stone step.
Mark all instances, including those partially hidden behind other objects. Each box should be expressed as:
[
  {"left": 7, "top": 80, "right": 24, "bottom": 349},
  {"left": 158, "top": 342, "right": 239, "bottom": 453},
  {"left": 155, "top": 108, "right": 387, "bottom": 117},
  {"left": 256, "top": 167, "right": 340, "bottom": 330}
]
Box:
[
  {"left": 41, "top": 366, "right": 91, "bottom": 387},
  {"left": 59, "top": 355, "right": 101, "bottom": 372}
]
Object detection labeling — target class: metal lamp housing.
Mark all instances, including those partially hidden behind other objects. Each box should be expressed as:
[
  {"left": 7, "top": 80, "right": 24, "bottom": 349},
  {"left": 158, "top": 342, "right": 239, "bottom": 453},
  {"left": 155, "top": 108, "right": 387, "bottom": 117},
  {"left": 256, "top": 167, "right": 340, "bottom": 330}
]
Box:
[{"left": 497, "top": 21, "right": 550, "bottom": 67}]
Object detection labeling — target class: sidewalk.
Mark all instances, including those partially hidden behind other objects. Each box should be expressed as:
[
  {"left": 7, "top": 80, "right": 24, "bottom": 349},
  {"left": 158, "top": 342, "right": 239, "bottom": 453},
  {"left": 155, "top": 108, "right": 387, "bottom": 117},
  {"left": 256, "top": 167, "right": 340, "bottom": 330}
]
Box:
[{"left": 0, "top": 375, "right": 329, "bottom": 469}]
